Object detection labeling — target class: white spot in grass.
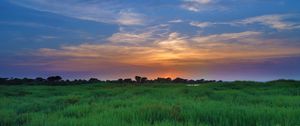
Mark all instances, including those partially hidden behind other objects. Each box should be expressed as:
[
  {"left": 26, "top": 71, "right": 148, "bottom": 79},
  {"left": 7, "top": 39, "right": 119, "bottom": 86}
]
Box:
[{"left": 187, "top": 84, "right": 200, "bottom": 87}]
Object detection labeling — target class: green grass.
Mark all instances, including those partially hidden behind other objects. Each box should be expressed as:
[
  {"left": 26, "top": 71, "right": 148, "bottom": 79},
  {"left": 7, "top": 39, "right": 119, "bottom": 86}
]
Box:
[{"left": 1, "top": 81, "right": 300, "bottom": 126}]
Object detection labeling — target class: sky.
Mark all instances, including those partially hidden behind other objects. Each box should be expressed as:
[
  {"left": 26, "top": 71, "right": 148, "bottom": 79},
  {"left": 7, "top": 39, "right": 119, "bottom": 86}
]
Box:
[{"left": 1, "top": 0, "right": 300, "bottom": 81}]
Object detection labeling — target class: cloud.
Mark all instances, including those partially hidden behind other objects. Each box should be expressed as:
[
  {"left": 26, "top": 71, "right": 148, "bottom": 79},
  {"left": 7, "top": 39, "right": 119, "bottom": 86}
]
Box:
[
  {"left": 236, "top": 14, "right": 300, "bottom": 30},
  {"left": 186, "top": 0, "right": 213, "bottom": 4},
  {"left": 9, "top": 0, "right": 145, "bottom": 25},
  {"left": 192, "top": 31, "right": 262, "bottom": 43},
  {"left": 108, "top": 24, "right": 170, "bottom": 44},
  {"left": 37, "top": 44, "right": 157, "bottom": 60},
  {"left": 0, "top": 21, "right": 83, "bottom": 33},
  {"left": 108, "top": 32, "right": 152, "bottom": 44},
  {"left": 39, "top": 35, "right": 58, "bottom": 39},
  {"left": 155, "top": 32, "right": 189, "bottom": 51},
  {"left": 181, "top": 0, "right": 213, "bottom": 12},
  {"left": 169, "top": 19, "right": 184, "bottom": 23},
  {"left": 190, "top": 21, "right": 213, "bottom": 28},
  {"left": 188, "top": 14, "right": 300, "bottom": 30},
  {"left": 33, "top": 44, "right": 167, "bottom": 76},
  {"left": 30, "top": 30, "right": 300, "bottom": 73},
  {"left": 116, "top": 10, "right": 145, "bottom": 25},
  {"left": 181, "top": 0, "right": 227, "bottom": 12}
]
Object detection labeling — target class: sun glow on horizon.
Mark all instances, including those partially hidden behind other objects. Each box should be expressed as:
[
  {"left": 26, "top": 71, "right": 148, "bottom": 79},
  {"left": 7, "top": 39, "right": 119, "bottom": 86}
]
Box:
[{"left": 1, "top": 0, "right": 300, "bottom": 80}]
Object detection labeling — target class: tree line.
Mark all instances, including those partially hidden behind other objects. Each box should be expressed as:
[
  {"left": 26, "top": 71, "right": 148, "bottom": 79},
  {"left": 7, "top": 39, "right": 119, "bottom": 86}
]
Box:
[{"left": 0, "top": 76, "right": 222, "bottom": 85}]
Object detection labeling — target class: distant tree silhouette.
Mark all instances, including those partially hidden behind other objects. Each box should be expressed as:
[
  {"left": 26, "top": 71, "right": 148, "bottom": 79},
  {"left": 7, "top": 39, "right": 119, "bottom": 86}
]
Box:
[
  {"left": 47, "top": 76, "right": 62, "bottom": 82},
  {"left": 268, "top": 79, "right": 297, "bottom": 83},
  {"left": 12, "top": 78, "right": 24, "bottom": 85},
  {"left": 141, "top": 77, "right": 148, "bottom": 83},
  {"left": 117, "top": 79, "right": 123, "bottom": 83},
  {"left": 188, "top": 80, "right": 195, "bottom": 84},
  {"left": 155, "top": 77, "right": 172, "bottom": 83},
  {"left": 135, "top": 76, "right": 142, "bottom": 83},
  {"left": 89, "top": 78, "right": 99, "bottom": 83},
  {"left": 197, "top": 79, "right": 205, "bottom": 83},
  {"left": 124, "top": 78, "right": 133, "bottom": 83},
  {"left": 35, "top": 77, "right": 45, "bottom": 82},
  {"left": 0, "top": 75, "right": 228, "bottom": 85},
  {"left": 65, "top": 80, "right": 71, "bottom": 83},
  {"left": 0, "top": 78, "right": 8, "bottom": 85},
  {"left": 173, "top": 78, "right": 188, "bottom": 83}
]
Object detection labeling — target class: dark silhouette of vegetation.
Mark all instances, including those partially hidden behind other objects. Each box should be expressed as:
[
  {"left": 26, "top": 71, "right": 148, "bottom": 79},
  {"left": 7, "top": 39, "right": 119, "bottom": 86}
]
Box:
[
  {"left": 0, "top": 76, "right": 298, "bottom": 85},
  {"left": 47, "top": 76, "right": 62, "bottom": 82},
  {"left": 135, "top": 76, "right": 148, "bottom": 84},
  {"left": 141, "top": 77, "right": 148, "bottom": 83},
  {"left": 89, "top": 78, "right": 100, "bottom": 83},
  {"left": 135, "top": 76, "right": 142, "bottom": 83}
]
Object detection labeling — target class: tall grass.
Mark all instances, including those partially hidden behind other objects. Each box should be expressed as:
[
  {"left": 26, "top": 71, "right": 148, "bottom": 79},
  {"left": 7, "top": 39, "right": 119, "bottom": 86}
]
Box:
[{"left": 0, "top": 81, "right": 300, "bottom": 126}]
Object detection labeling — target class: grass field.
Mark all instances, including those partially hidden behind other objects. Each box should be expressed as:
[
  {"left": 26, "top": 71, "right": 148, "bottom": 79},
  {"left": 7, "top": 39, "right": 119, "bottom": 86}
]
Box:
[{"left": 1, "top": 81, "right": 300, "bottom": 126}]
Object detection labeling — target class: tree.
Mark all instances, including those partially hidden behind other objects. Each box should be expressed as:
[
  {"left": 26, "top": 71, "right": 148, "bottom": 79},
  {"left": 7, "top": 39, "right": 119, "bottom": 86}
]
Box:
[
  {"left": 35, "top": 77, "right": 45, "bottom": 82},
  {"left": 141, "top": 77, "right": 148, "bottom": 83},
  {"left": 117, "top": 78, "right": 123, "bottom": 83},
  {"left": 10, "top": 78, "right": 19, "bottom": 85},
  {"left": 47, "top": 76, "right": 62, "bottom": 82},
  {"left": 124, "top": 78, "right": 133, "bottom": 83},
  {"left": 0, "top": 78, "right": 8, "bottom": 85},
  {"left": 135, "top": 76, "right": 142, "bottom": 83},
  {"left": 173, "top": 78, "right": 188, "bottom": 83},
  {"left": 89, "top": 78, "right": 99, "bottom": 83},
  {"left": 196, "top": 79, "right": 205, "bottom": 83},
  {"left": 155, "top": 77, "right": 172, "bottom": 83}
]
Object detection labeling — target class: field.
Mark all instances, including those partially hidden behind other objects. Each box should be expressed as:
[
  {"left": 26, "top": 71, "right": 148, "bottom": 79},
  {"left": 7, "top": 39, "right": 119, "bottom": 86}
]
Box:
[{"left": 1, "top": 81, "right": 300, "bottom": 126}]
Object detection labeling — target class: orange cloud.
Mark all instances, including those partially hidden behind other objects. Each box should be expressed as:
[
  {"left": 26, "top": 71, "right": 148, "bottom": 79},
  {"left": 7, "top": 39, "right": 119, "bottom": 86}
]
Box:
[{"left": 28, "top": 31, "right": 300, "bottom": 78}]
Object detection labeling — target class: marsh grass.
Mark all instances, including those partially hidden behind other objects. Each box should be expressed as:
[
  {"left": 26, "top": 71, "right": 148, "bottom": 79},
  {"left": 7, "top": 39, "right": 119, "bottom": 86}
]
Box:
[{"left": 0, "top": 81, "right": 300, "bottom": 126}]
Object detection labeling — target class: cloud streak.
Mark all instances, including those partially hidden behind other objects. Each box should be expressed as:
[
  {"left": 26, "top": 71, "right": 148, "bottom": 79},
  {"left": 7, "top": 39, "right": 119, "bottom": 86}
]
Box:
[
  {"left": 181, "top": 0, "right": 215, "bottom": 12},
  {"left": 169, "top": 19, "right": 184, "bottom": 23},
  {"left": 29, "top": 30, "right": 300, "bottom": 76},
  {"left": 181, "top": 0, "right": 230, "bottom": 12},
  {"left": 116, "top": 10, "right": 145, "bottom": 25},
  {"left": 108, "top": 24, "right": 170, "bottom": 44},
  {"left": 189, "top": 14, "right": 300, "bottom": 30},
  {"left": 190, "top": 21, "right": 213, "bottom": 28},
  {"left": 9, "top": 0, "right": 145, "bottom": 25},
  {"left": 237, "top": 14, "right": 300, "bottom": 30}
]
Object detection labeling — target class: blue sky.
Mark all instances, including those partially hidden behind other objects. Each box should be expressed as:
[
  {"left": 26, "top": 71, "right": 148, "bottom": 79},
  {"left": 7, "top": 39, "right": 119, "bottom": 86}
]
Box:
[{"left": 1, "top": 0, "right": 300, "bottom": 81}]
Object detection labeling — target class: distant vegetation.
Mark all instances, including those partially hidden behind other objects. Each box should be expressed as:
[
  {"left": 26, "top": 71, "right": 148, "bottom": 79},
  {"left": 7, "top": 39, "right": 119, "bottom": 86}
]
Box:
[
  {"left": 1, "top": 76, "right": 299, "bottom": 86},
  {"left": 0, "top": 76, "right": 223, "bottom": 85},
  {"left": 0, "top": 80, "right": 300, "bottom": 126}
]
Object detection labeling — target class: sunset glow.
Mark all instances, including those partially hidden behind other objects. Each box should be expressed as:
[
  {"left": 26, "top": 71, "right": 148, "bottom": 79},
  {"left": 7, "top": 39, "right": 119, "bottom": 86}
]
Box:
[{"left": 1, "top": 0, "right": 300, "bottom": 81}]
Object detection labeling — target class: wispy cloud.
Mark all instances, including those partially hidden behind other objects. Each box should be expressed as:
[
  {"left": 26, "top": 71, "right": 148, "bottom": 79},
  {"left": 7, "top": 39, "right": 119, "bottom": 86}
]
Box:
[
  {"left": 116, "top": 10, "right": 145, "bottom": 25},
  {"left": 9, "top": 0, "right": 146, "bottom": 25},
  {"left": 191, "top": 31, "right": 262, "bottom": 43},
  {"left": 181, "top": 0, "right": 228, "bottom": 12},
  {"left": 188, "top": 14, "right": 300, "bottom": 30},
  {"left": 155, "top": 32, "right": 189, "bottom": 52},
  {"left": 168, "top": 19, "right": 184, "bottom": 23},
  {"left": 181, "top": 0, "right": 213, "bottom": 12},
  {"left": 108, "top": 32, "right": 152, "bottom": 44},
  {"left": 236, "top": 14, "right": 300, "bottom": 30},
  {"left": 108, "top": 24, "right": 170, "bottom": 44},
  {"left": 190, "top": 21, "right": 213, "bottom": 28},
  {"left": 0, "top": 21, "right": 86, "bottom": 34},
  {"left": 29, "top": 30, "right": 300, "bottom": 73}
]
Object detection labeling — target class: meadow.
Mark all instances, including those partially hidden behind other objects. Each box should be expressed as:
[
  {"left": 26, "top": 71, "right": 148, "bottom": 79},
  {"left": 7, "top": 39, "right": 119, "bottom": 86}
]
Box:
[{"left": 1, "top": 81, "right": 300, "bottom": 126}]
